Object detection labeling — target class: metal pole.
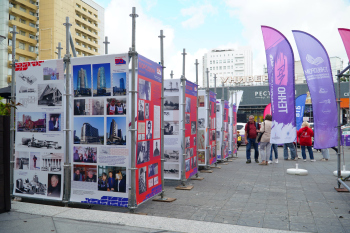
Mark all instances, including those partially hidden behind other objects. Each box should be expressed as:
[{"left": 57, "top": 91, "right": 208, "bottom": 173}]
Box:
[
  {"left": 129, "top": 7, "right": 138, "bottom": 211},
  {"left": 214, "top": 74, "right": 217, "bottom": 95},
  {"left": 63, "top": 17, "right": 72, "bottom": 205},
  {"left": 69, "top": 33, "right": 77, "bottom": 57},
  {"left": 181, "top": 48, "right": 187, "bottom": 186},
  {"left": 230, "top": 90, "right": 233, "bottom": 157},
  {"left": 170, "top": 70, "right": 174, "bottom": 79},
  {"left": 205, "top": 68, "right": 210, "bottom": 168},
  {"left": 103, "top": 36, "right": 110, "bottom": 55},
  {"left": 10, "top": 25, "right": 18, "bottom": 194},
  {"left": 235, "top": 91, "right": 238, "bottom": 156},
  {"left": 337, "top": 70, "right": 341, "bottom": 187},
  {"left": 221, "top": 82, "right": 225, "bottom": 161},
  {"left": 195, "top": 59, "right": 201, "bottom": 177},
  {"left": 159, "top": 30, "right": 166, "bottom": 198},
  {"left": 56, "top": 42, "right": 63, "bottom": 59}
]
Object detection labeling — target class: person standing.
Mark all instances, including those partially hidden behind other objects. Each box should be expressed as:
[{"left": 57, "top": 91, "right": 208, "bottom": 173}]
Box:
[
  {"left": 268, "top": 144, "right": 279, "bottom": 164},
  {"left": 283, "top": 142, "right": 297, "bottom": 160},
  {"left": 259, "top": 114, "right": 272, "bottom": 165},
  {"left": 297, "top": 121, "right": 315, "bottom": 162},
  {"left": 320, "top": 148, "right": 330, "bottom": 161},
  {"left": 244, "top": 115, "right": 260, "bottom": 163},
  {"left": 237, "top": 131, "right": 242, "bottom": 150}
]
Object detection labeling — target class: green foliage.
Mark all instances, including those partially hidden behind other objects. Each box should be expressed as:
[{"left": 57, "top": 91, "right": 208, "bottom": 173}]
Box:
[{"left": 0, "top": 97, "right": 21, "bottom": 116}]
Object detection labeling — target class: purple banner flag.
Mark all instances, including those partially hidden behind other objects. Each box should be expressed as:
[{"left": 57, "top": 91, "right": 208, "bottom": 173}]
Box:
[
  {"left": 293, "top": 30, "right": 337, "bottom": 149},
  {"left": 261, "top": 26, "right": 296, "bottom": 144}
]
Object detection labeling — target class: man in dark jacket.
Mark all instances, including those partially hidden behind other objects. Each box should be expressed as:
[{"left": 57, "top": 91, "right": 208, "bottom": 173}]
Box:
[{"left": 244, "top": 115, "right": 260, "bottom": 163}]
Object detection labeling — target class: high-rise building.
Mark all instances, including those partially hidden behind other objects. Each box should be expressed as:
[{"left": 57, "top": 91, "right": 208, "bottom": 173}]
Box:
[
  {"left": 81, "top": 122, "right": 99, "bottom": 143},
  {"left": 109, "top": 119, "right": 118, "bottom": 141},
  {"left": 202, "top": 47, "right": 253, "bottom": 88},
  {"left": 97, "top": 66, "right": 105, "bottom": 89},
  {"left": 119, "top": 77, "right": 125, "bottom": 90},
  {"left": 78, "top": 68, "right": 88, "bottom": 90},
  {"left": 1, "top": 0, "right": 105, "bottom": 88}
]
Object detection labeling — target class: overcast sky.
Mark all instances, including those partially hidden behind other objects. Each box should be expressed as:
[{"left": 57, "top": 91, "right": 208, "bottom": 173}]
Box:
[{"left": 94, "top": 0, "right": 350, "bottom": 86}]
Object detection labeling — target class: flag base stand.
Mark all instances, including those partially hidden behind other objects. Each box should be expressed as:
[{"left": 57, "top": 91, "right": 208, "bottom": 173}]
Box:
[
  {"left": 227, "top": 159, "right": 234, "bottom": 162},
  {"left": 287, "top": 164, "right": 308, "bottom": 176},
  {"left": 175, "top": 185, "right": 193, "bottom": 190},
  {"left": 153, "top": 197, "right": 177, "bottom": 202},
  {"left": 210, "top": 166, "right": 221, "bottom": 169},
  {"left": 333, "top": 165, "right": 350, "bottom": 177},
  {"left": 221, "top": 163, "right": 228, "bottom": 165},
  {"left": 334, "top": 187, "right": 349, "bottom": 192},
  {"left": 191, "top": 177, "right": 204, "bottom": 180},
  {"left": 200, "top": 170, "right": 213, "bottom": 173}
]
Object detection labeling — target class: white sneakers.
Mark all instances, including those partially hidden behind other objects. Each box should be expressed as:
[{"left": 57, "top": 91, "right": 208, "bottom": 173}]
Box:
[
  {"left": 311, "top": 159, "right": 316, "bottom": 162},
  {"left": 303, "top": 159, "right": 307, "bottom": 162},
  {"left": 275, "top": 159, "right": 278, "bottom": 164},
  {"left": 268, "top": 160, "right": 273, "bottom": 164}
]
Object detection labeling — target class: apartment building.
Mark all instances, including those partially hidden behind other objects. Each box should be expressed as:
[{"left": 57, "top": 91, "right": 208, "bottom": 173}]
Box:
[{"left": 0, "top": 0, "right": 104, "bottom": 88}]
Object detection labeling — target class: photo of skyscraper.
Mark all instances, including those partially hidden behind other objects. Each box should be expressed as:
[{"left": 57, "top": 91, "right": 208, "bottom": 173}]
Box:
[
  {"left": 112, "top": 72, "right": 126, "bottom": 96},
  {"left": 106, "top": 117, "right": 126, "bottom": 145},
  {"left": 74, "top": 117, "right": 104, "bottom": 145},
  {"left": 93, "top": 63, "right": 111, "bottom": 96},
  {"left": 73, "top": 64, "right": 92, "bottom": 97}
]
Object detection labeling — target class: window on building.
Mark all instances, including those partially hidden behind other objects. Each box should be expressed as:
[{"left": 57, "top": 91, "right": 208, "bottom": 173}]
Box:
[
  {"left": 88, "top": 20, "right": 92, "bottom": 24},
  {"left": 83, "top": 17, "right": 87, "bottom": 21},
  {"left": 216, "top": 67, "right": 218, "bottom": 70},
  {"left": 223, "top": 59, "right": 226, "bottom": 63},
  {"left": 8, "top": 54, "right": 12, "bottom": 61},
  {"left": 8, "top": 39, "right": 12, "bottom": 46},
  {"left": 19, "top": 30, "right": 26, "bottom": 36},
  {"left": 82, "top": 44, "right": 86, "bottom": 48},
  {"left": 19, "top": 42, "right": 25, "bottom": 50},
  {"left": 88, "top": 28, "right": 92, "bottom": 32},
  {"left": 94, "top": 14, "right": 97, "bottom": 18},
  {"left": 95, "top": 48, "right": 98, "bottom": 52},
  {"left": 82, "top": 53, "right": 85, "bottom": 56},
  {"left": 220, "top": 66, "right": 222, "bottom": 70},
  {"left": 19, "top": 56, "right": 25, "bottom": 62},
  {"left": 94, "top": 23, "right": 98, "bottom": 27},
  {"left": 82, "top": 35, "right": 86, "bottom": 39},
  {"left": 29, "top": 45, "right": 35, "bottom": 52},
  {"left": 76, "top": 3, "right": 80, "bottom": 8},
  {"left": 9, "top": 3, "right": 15, "bottom": 8},
  {"left": 8, "top": 68, "right": 12, "bottom": 75},
  {"left": 210, "top": 67, "right": 212, "bottom": 70},
  {"left": 30, "top": 0, "right": 35, "bottom": 4},
  {"left": 20, "top": 6, "right": 26, "bottom": 12},
  {"left": 88, "top": 11, "right": 92, "bottom": 15},
  {"left": 82, "top": 7, "right": 86, "bottom": 11},
  {"left": 76, "top": 13, "right": 80, "bottom": 17},
  {"left": 227, "top": 60, "right": 230, "bottom": 63},
  {"left": 76, "top": 41, "right": 80, "bottom": 45},
  {"left": 223, "top": 66, "right": 226, "bottom": 70},
  {"left": 29, "top": 22, "right": 35, "bottom": 28},
  {"left": 9, "top": 15, "right": 16, "bottom": 20},
  {"left": 29, "top": 11, "right": 35, "bottom": 16}
]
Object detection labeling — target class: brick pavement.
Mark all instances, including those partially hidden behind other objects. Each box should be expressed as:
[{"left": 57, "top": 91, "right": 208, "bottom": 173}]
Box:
[{"left": 128, "top": 147, "right": 350, "bottom": 232}]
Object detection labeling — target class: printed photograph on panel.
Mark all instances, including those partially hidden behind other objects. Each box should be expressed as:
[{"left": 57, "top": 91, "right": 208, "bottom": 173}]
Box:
[
  {"left": 74, "top": 117, "right": 104, "bottom": 145},
  {"left": 48, "top": 113, "right": 61, "bottom": 131},
  {"left": 93, "top": 63, "right": 111, "bottom": 96},
  {"left": 198, "top": 130, "right": 205, "bottom": 150},
  {"left": 15, "top": 151, "right": 29, "bottom": 170},
  {"left": 91, "top": 99, "right": 104, "bottom": 115},
  {"left": 97, "top": 166, "right": 126, "bottom": 192},
  {"left": 211, "top": 146, "right": 216, "bottom": 159},
  {"left": 164, "top": 121, "right": 179, "bottom": 135},
  {"left": 137, "top": 141, "right": 150, "bottom": 164},
  {"left": 185, "top": 136, "right": 190, "bottom": 148},
  {"left": 191, "top": 121, "right": 196, "bottom": 135},
  {"left": 185, "top": 114, "right": 190, "bottom": 124},
  {"left": 30, "top": 152, "right": 40, "bottom": 170},
  {"left": 73, "top": 64, "right": 92, "bottom": 97},
  {"left": 145, "top": 103, "right": 150, "bottom": 119},
  {"left": 185, "top": 159, "right": 190, "bottom": 172},
  {"left": 193, "top": 136, "right": 196, "bottom": 146},
  {"left": 139, "top": 166, "right": 147, "bottom": 194},
  {"left": 199, "top": 95, "right": 205, "bottom": 107},
  {"left": 164, "top": 164, "right": 179, "bottom": 178},
  {"left": 47, "top": 174, "right": 61, "bottom": 198},
  {"left": 38, "top": 84, "right": 62, "bottom": 106},
  {"left": 198, "top": 118, "right": 205, "bottom": 128},
  {"left": 164, "top": 80, "right": 179, "bottom": 92},
  {"left": 216, "top": 104, "right": 220, "bottom": 112},
  {"left": 164, "top": 148, "right": 179, "bottom": 162},
  {"left": 198, "top": 151, "right": 205, "bottom": 164},
  {"left": 73, "top": 146, "right": 97, "bottom": 163},
  {"left": 106, "top": 98, "right": 126, "bottom": 115},
  {"left": 41, "top": 152, "right": 63, "bottom": 172},
  {"left": 145, "top": 121, "right": 152, "bottom": 140},
  {"left": 74, "top": 99, "right": 87, "bottom": 115},
  {"left": 17, "top": 112, "right": 46, "bottom": 133},
  {"left": 153, "top": 140, "right": 160, "bottom": 157},
  {"left": 211, "top": 130, "right": 216, "bottom": 141},
  {"left": 191, "top": 156, "right": 197, "bottom": 169},
  {"left": 164, "top": 96, "right": 179, "bottom": 110},
  {"left": 112, "top": 72, "right": 126, "bottom": 96},
  {"left": 139, "top": 79, "right": 151, "bottom": 101},
  {"left": 18, "top": 134, "right": 63, "bottom": 150},
  {"left": 186, "top": 148, "right": 191, "bottom": 159},
  {"left": 43, "top": 67, "right": 60, "bottom": 80},
  {"left": 185, "top": 97, "right": 191, "bottom": 113},
  {"left": 18, "top": 72, "right": 37, "bottom": 86},
  {"left": 73, "top": 165, "right": 97, "bottom": 182},
  {"left": 106, "top": 117, "right": 127, "bottom": 145},
  {"left": 138, "top": 100, "right": 145, "bottom": 120},
  {"left": 15, "top": 173, "right": 46, "bottom": 195},
  {"left": 148, "top": 163, "right": 158, "bottom": 177},
  {"left": 153, "top": 105, "right": 160, "bottom": 139}
]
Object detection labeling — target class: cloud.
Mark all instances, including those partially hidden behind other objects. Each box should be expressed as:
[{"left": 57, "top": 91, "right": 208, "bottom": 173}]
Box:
[
  {"left": 181, "top": 4, "right": 218, "bottom": 29},
  {"left": 225, "top": 0, "right": 350, "bottom": 75}
]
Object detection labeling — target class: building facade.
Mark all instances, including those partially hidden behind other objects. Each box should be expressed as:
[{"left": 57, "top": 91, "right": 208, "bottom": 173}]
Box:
[
  {"left": 81, "top": 122, "right": 99, "bottom": 143},
  {"left": 202, "top": 47, "right": 253, "bottom": 88},
  {"left": 1, "top": 0, "right": 104, "bottom": 88}
]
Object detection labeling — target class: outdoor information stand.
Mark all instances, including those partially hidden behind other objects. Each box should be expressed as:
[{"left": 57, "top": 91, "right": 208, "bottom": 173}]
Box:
[
  {"left": 163, "top": 79, "right": 198, "bottom": 180},
  {"left": 216, "top": 100, "right": 229, "bottom": 161},
  {"left": 13, "top": 59, "right": 65, "bottom": 200},
  {"left": 197, "top": 90, "right": 217, "bottom": 167},
  {"left": 229, "top": 92, "right": 238, "bottom": 157}
]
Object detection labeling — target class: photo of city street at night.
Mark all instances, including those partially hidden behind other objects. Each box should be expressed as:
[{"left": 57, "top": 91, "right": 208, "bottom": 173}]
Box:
[
  {"left": 73, "top": 64, "right": 92, "bottom": 97},
  {"left": 17, "top": 112, "right": 46, "bottom": 133},
  {"left": 93, "top": 63, "right": 111, "bottom": 96}
]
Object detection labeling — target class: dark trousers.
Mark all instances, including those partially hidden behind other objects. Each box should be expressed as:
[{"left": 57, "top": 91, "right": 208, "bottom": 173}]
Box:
[{"left": 246, "top": 138, "right": 259, "bottom": 160}]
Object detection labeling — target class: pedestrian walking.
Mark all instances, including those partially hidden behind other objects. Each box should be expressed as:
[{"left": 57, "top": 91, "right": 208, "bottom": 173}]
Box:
[
  {"left": 244, "top": 115, "right": 260, "bottom": 163},
  {"left": 297, "top": 121, "right": 315, "bottom": 162},
  {"left": 283, "top": 142, "right": 297, "bottom": 160},
  {"left": 237, "top": 131, "right": 242, "bottom": 150},
  {"left": 268, "top": 144, "right": 278, "bottom": 164},
  {"left": 259, "top": 114, "right": 272, "bottom": 165},
  {"left": 320, "top": 148, "right": 330, "bottom": 161}
]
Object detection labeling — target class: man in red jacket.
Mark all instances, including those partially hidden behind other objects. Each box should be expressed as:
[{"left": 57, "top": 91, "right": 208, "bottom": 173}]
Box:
[
  {"left": 244, "top": 115, "right": 260, "bottom": 163},
  {"left": 297, "top": 121, "right": 315, "bottom": 162}
]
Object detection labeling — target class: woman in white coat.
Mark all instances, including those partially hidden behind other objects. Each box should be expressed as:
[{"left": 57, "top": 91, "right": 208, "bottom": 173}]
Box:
[{"left": 259, "top": 114, "right": 272, "bottom": 165}]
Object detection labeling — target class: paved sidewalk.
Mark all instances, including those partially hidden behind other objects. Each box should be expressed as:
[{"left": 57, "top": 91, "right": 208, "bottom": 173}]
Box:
[{"left": 1, "top": 147, "right": 349, "bottom": 233}]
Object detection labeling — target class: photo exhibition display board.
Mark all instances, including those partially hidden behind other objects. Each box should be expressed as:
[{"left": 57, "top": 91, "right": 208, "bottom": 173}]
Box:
[
  {"left": 163, "top": 79, "right": 198, "bottom": 180},
  {"left": 135, "top": 55, "right": 162, "bottom": 205},
  {"left": 197, "top": 90, "right": 217, "bottom": 166},
  {"left": 231, "top": 104, "right": 237, "bottom": 155},
  {"left": 216, "top": 100, "right": 229, "bottom": 161},
  {"left": 14, "top": 59, "right": 65, "bottom": 200}
]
